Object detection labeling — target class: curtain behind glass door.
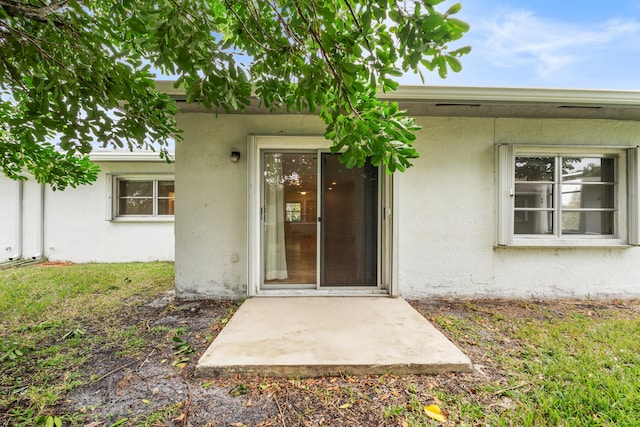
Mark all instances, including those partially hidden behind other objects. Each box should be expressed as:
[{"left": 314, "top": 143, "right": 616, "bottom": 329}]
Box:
[{"left": 263, "top": 153, "right": 317, "bottom": 285}]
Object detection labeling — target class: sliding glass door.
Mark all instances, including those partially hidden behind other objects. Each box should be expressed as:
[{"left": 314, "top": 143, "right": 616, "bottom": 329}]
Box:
[
  {"left": 263, "top": 152, "right": 318, "bottom": 285},
  {"left": 320, "top": 153, "right": 378, "bottom": 286},
  {"left": 262, "top": 151, "right": 379, "bottom": 288}
]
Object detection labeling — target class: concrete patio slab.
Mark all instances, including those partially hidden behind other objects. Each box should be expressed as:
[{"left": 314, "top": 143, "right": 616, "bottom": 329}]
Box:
[{"left": 195, "top": 297, "right": 473, "bottom": 377}]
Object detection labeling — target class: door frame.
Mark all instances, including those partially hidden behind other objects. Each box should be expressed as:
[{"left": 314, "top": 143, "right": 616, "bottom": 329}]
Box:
[{"left": 247, "top": 135, "right": 399, "bottom": 296}]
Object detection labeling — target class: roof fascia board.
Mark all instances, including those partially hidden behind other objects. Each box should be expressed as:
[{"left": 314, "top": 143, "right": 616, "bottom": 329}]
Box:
[
  {"left": 381, "top": 86, "right": 640, "bottom": 108},
  {"left": 90, "top": 152, "right": 174, "bottom": 162},
  {"left": 156, "top": 80, "right": 184, "bottom": 98},
  {"left": 156, "top": 80, "right": 640, "bottom": 109}
]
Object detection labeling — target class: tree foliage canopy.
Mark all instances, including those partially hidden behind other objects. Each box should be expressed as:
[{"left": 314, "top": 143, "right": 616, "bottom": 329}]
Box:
[{"left": 0, "top": 0, "right": 469, "bottom": 189}]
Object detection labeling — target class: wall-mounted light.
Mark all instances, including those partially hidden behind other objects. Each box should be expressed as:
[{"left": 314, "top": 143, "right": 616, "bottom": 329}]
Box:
[{"left": 230, "top": 151, "right": 241, "bottom": 163}]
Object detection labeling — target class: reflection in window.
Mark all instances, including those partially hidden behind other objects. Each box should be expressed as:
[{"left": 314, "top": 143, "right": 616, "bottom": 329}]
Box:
[
  {"left": 285, "top": 202, "right": 301, "bottom": 222},
  {"left": 514, "top": 157, "right": 554, "bottom": 235},
  {"left": 515, "top": 156, "right": 616, "bottom": 236},
  {"left": 118, "top": 179, "right": 175, "bottom": 217},
  {"left": 561, "top": 157, "right": 614, "bottom": 235}
]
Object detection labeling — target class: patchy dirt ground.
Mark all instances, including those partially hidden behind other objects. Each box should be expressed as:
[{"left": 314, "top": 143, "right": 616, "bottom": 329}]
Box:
[{"left": 54, "top": 294, "right": 639, "bottom": 426}]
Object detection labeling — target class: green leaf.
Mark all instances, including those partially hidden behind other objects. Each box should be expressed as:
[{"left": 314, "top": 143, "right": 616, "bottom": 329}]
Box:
[
  {"left": 447, "top": 17, "right": 471, "bottom": 33},
  {"left": 445, "top": 55, "right": 462, "bottom": 72},
  {"left": 451, "top": 45, "right": 472, "bottom": 56},
  {"left": 445, "top": 3, "right": 462, "bottom": 16},
  {"left": 341, "top": 62, "right": 360, "bottom": 73}
]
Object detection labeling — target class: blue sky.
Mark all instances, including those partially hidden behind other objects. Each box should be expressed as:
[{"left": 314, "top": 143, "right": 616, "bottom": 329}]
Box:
[{"left": 403, "top": 0, "right": 640, "bottom": 89}]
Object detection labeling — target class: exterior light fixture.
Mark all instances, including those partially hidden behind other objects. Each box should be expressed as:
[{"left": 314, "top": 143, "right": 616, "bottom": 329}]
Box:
[{"left": 230, "top": 151, "right": 241, "bottom": 163}]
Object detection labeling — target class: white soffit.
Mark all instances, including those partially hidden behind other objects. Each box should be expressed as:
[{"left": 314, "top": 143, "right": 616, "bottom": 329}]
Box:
[
  {"left": 89, "top": 152, "right": 174, "bottom": 162},
  {"left": 157, "top": 80, "right": 640, "bottom": 119},
  {"left": 381, "top": 86, "right": 640, "bottom": 108},
  {"left": 157, "top": 80, "right": 640, "bottom": 109}
]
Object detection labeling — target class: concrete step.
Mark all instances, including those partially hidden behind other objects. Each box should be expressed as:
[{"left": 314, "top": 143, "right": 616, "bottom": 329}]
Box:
[{"left": 196, "top": 296, "right": 473, "bottom": 378}]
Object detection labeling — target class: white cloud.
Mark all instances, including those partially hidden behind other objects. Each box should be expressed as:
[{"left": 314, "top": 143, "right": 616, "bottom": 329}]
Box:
[{"left": 478, "top": 10, "right": 640, "bottom": 78}]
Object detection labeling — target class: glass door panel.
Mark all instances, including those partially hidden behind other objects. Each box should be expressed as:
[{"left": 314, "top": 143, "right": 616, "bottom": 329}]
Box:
[
  {"left": 321, "top": 153, "right": 378, "bottom": 286},
  {"left": 263, "top": 153, "right": 318, "bottom": 285}
]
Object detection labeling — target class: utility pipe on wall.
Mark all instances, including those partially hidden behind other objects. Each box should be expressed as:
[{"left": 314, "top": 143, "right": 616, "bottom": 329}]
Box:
[
  {"left": 32, "top": 183, "right": 45, "bottom": 260},
  {"left": 8, "top": 180, "right": 23, "bottom": 261}
]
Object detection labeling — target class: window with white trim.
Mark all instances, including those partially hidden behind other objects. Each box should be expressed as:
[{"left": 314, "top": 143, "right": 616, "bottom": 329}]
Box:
[
  {"left": 107, "top": 175, "right": 175, "bottom": 220},
  {"left": 497, "top": 145, "right": 639, "bottom": 246}
]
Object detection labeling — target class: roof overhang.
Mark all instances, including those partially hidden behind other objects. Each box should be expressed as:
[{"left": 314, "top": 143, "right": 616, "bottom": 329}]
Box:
[
  {"left": 155, "top": 81, "right": 640, "bottom": 121},
  {"left": 89, "top": 151, "right": 173, "bottom": 162}
]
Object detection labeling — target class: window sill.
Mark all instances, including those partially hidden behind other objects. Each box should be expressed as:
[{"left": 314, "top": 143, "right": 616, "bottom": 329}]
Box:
[
  {"left": 110, "top": 216, "right": 175, "bottom": 223},
  {"left": 496, "top": 238, "right": 631, "bottom": 248}
]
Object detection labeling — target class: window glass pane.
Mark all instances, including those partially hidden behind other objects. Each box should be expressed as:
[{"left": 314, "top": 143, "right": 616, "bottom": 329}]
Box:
[
  {"left": 562, "top": 157, "right": 615, "bottom": 183},
  {"left": 514, "top": 210, "right": 553, "bottom": 234},
  {"left": 264, "top": 153, "right": 318, "bottom": 285},
  {"left": 321, "top": 153, "right": 378, "bottom": 286},
  {"left": 158, "top": 199, "right": 175, "bottom": 215},
  {"left": 158, "top": 181, "right": 175, "bottom": 197},
  {"left": 562, "top": 211, "right": 614, "bottom": 235},
  {"left": 515, "top": 157, "right": 554, "bottom": 181},
  {"left": 119, "top": 180, "right": 152, "bottom": 197},
  {"left": 515, "top": 183, "right": 554, "bottom": 209},
  {"left": 119, "top": 198, "right": 153, "bottom": 215},
  {"left": 285, "top": 202, "right": 301, "bottom": 222},
  {"left": 562, "top": 184, "right": 614, "bottom": 209}
]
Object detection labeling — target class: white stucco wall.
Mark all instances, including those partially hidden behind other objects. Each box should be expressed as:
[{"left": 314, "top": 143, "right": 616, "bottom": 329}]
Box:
[
  {"left": 0, "top": 160, "right": 174, "bottom": 263},
  {"left": 0, "top": 178, "right": 20, "bottom": 262},
  {"left": 174, "top": 113, "right": 326, "bottom": 298},
  {"left": 400, "top": 117, "right": 640, "bottom": 298},
  {"left": 175, "top": 112, "right": 640, "bottom": 299}
]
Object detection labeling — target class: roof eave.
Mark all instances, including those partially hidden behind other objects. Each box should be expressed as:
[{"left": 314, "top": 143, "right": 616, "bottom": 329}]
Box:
[
  {"left": 381, "top": 86, "right": 640, "bottom": 108},
  {"left": 156, "top": 80, "right": 640, "bottom": 109},
  {"left": 89, "top": 151, "right": 174, "bottom": 162}
]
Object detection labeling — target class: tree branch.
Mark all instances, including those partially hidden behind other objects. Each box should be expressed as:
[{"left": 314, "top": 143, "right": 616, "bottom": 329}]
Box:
[
  {"left": 343, "top": 0, "right": 373, "bottom": 54},
  {"left": 0, "top": 0, "right": 69, "bottom": 25},
  {"left": 264, "top": 0, "right": 303, "bottom": 47},
  {"left": 292, "top": 0, "right": 340, "bottom": 82},
  {"left": 297, "top": 0, "right": 362, "bottom": 118},
  {"left": 222, "top": 0, "right": 271, "bottom": 52}
]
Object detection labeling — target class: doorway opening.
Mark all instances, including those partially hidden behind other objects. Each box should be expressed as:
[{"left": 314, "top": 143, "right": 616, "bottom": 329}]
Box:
[{"left": 248, "top": 137, "right": 396, "bottom": 295}]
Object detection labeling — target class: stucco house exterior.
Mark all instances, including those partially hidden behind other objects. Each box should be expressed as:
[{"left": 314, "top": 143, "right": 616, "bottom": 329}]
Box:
[
  {"left": 1, "top": 152, "right": 175, "bottom": 264},
  {"left": 4, "top": 84, "right": 640, "bottom": 300},
  {"left": 165, "top": 83, "right": 640, "bottom": 299}
]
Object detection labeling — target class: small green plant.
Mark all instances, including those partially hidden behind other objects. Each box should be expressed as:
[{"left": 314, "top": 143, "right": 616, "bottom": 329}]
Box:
[
  {"left": 60, "top": 328, "right": 86, "bottom": 340},
  {"left": 229, "top": 384, "right": 249, "bottom": 396},
  {"left": 35, "top": 415, "right": 62, "bottom": 427},
  {"left": 110, "top": 418, "right": 128, "bottom": 426},
  {"left": 172, "top": 335, "right": 194, "bottom": 356},
  {"left": 383, "top": 404, "right": 404, "bottom": 419},
  {"left": 1, "top": 346, "right": 24, "bottom": 361},
  {"left": 171, "top": 330, "right": 194, "bottom": 368}
]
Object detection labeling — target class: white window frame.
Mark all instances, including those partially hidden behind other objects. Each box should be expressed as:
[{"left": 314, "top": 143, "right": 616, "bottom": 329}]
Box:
[
  {"left": 105, "top": 174, "right": 175, "bottom": 222},
  {"left": 497, "top": 145, "right": 639, "bottom": 247}
]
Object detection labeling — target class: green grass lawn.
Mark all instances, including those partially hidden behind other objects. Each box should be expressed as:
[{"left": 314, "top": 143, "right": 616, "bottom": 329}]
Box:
[
  {"left": 426, "top": 300, "right": 640, "bottom": 426},
  {"left": 499, "top": 311, "right": 640, "bottom": 426},
  {"left": 1, "top": 263, "right": 639, "bottom": 426},
  {"left": 0, "top": 262, "right": 174, "bottom": 329},
  {"left": 0, "top": 262, "right": 174, "bottom": 427}
]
